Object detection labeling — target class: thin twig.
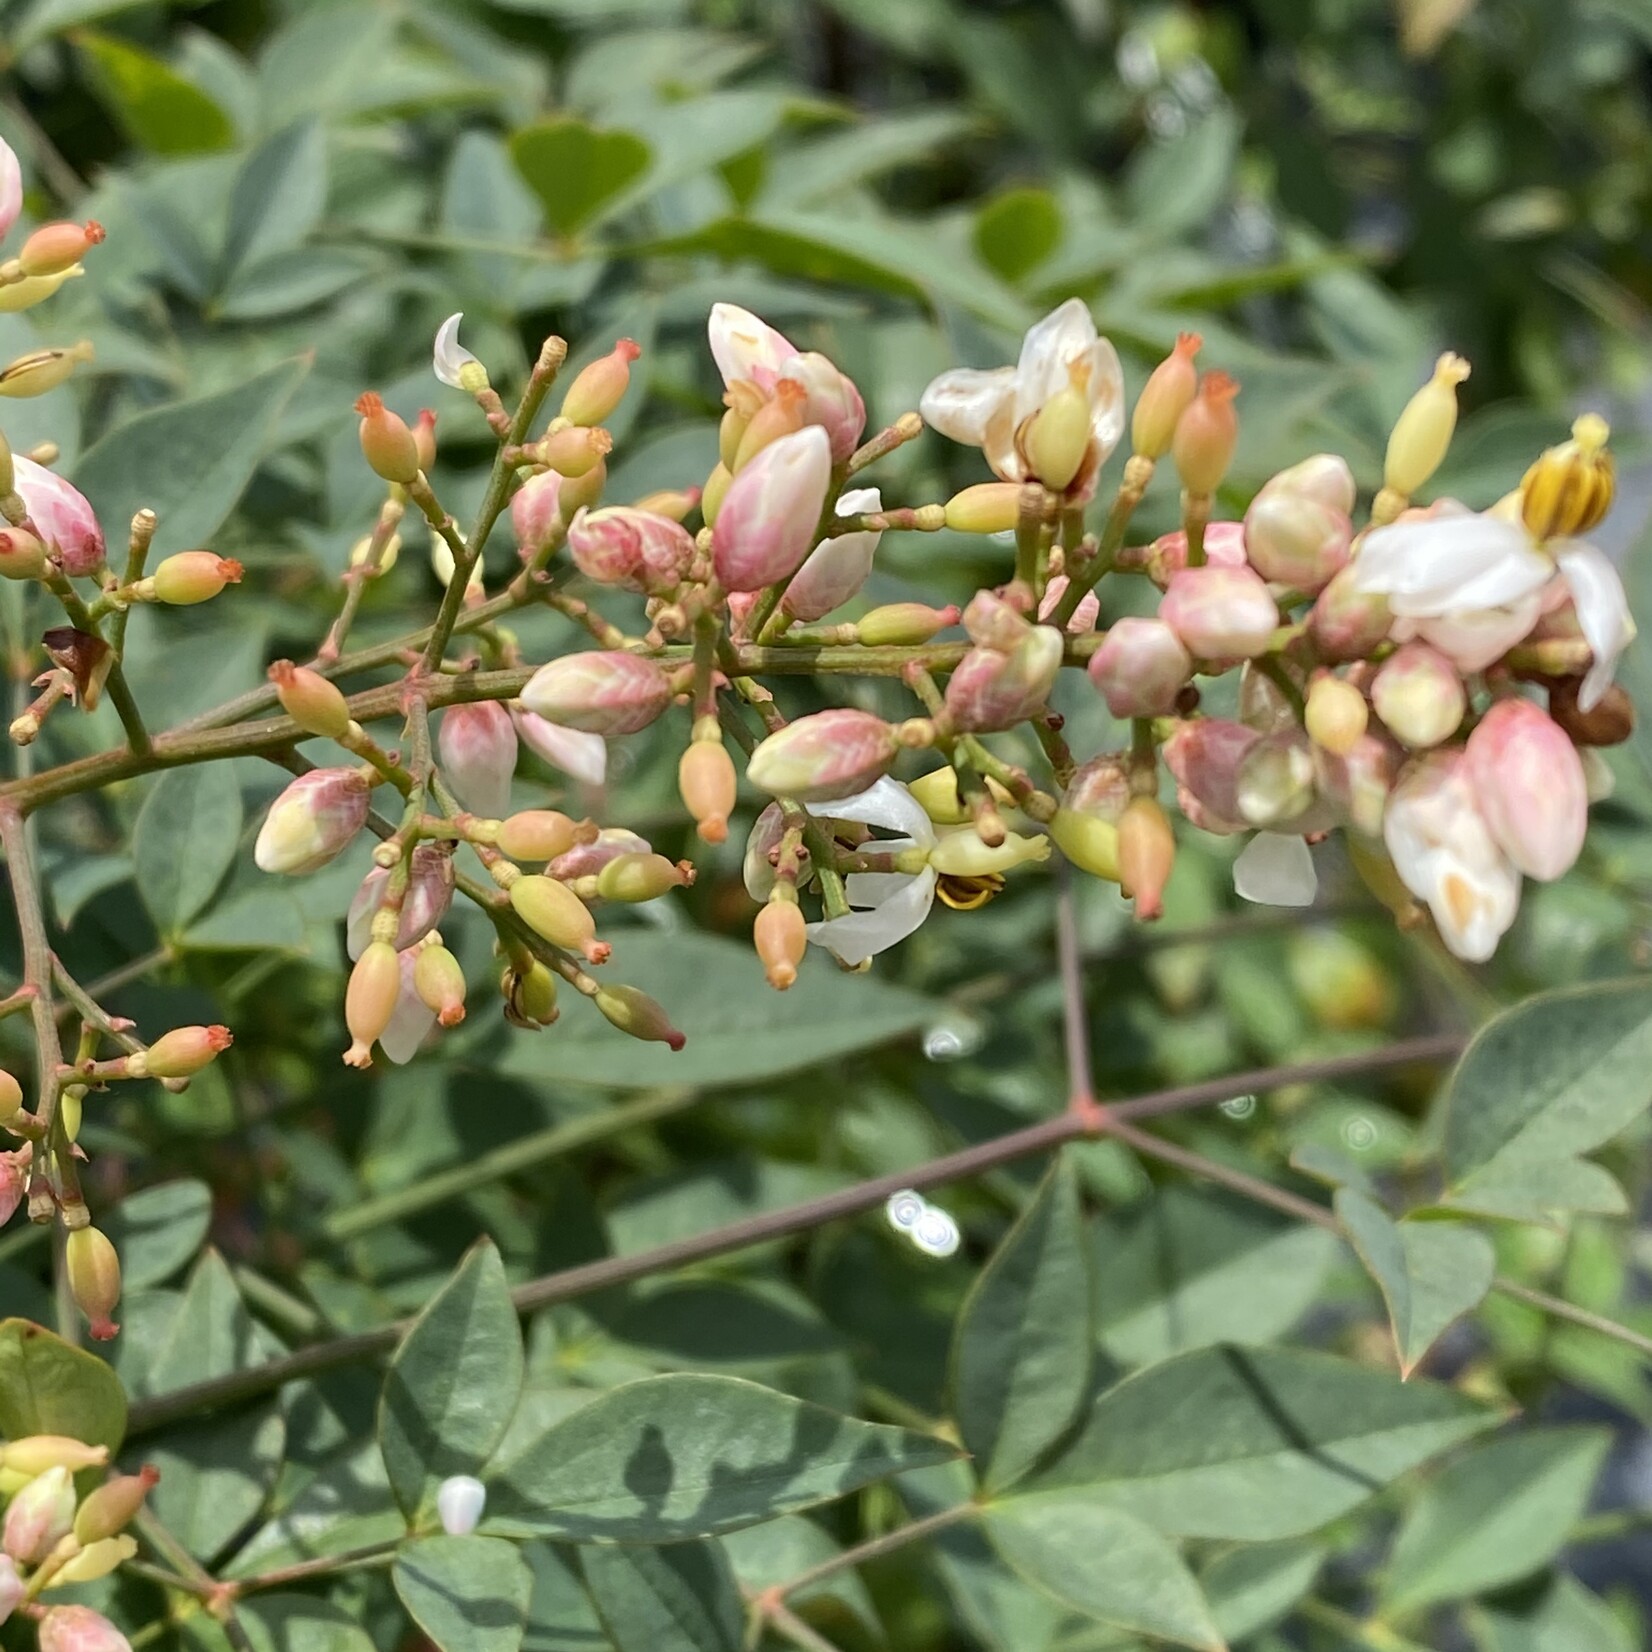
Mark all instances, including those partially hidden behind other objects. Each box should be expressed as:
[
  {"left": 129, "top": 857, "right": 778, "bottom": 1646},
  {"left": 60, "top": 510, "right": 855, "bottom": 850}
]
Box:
[{"left": 772, "top": 1503, "right": 978, "bottom": 1601}]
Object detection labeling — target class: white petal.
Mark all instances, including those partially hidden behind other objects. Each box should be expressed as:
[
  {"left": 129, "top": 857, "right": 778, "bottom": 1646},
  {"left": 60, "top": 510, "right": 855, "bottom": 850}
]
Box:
[
  {"left": 1233, "top": 833, "right": 1317, "bottom": 907},
  {"left": 511, "top": 708, "right": 608, "bottom": 787},
  {"left": 836, "top": 486, "right": 881, "bottom": 516},
  {"left": 1355, "top": 513, "right": 1551, "bottom": 616},
  {"left": 1413, "top": 593, "right": 1542, "bottom": 673},
  {"left": 919, "top": 366, "right": 1017, "bottom": 448},
  {"left": 0, "top": 136, "right": 20, "bottom": 242},
  {"left": 806, "top": 869, "right": 936, "bottom": 965},
  {"left": 435, "top": 1474, "right": 488, "bottom": 1536},
  {"left": 379, "top": 958, "right": 437, "bottom": 1065},
  {"left": 842, "top": 869, "right": 918, "bottom": 907},
  {"left": 433, "top": 313, "right": 480, "bottom": 389},
  {"left": 708, "top": 302, "right": 795, "bottom": 392},
  {"left": 805, "top": 777, "right": 937, "bottom": 846},
  {"left": 1080, "top": 335, "right": 1126, "bottom": 466},
  {"left": 1556, "top": 541, "right": 1636, "bottom": 711},
  {"left": 1012, "top": 298, "right": 1099, "bottom": 423}
]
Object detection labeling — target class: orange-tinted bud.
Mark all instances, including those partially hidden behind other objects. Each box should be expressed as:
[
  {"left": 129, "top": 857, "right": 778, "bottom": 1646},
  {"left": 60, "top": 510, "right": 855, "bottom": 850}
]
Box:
[
  {"left": 557, "top": 457, "right": 607, "bottom": 516},
  {"left": 269, "top": 659, "right": 352, "bottom": 739},
  {"left": 355, "top": 392, "right": 421, "bottom": 485},
  {"left": 509, "top": 874, "right": 607, "bottom": 962},
  {"left": 0, "top": 527, "right": 49, "bottom": 581},
  {"left": 1118, "top": 795, "right": 1175, "bottom": 921},
  {"left": 19, "top": 221, "right": 105, "bottom": 279},
  {"left": 148, "top": 551, "right": 243, "bottom": 605},
  {"left": 495, "top": 809, "right": 582, "bottom": 862},
  {"left": 413, "top": 944, "right": 466, "bottom": 1027},
  {"left": 66, "top": 1226, "right": 120, "bottom": 1341},
  {"left": 561, "top": 339, "right": 641, "bottom": 427},
  {"left": 1132, "top": 331, "right": 1201, "bottom": 459},
  {"left": 755, "top": 899, "right": 806, "bottom": 990},
  {"left": 1305, "top": 672, "right": 1369, "bottom": 756},
  {"left": 343, "top": 939, "right": 400, "bottom": 1067},
  {"left": 634, "top": 486, "right": 702, "bottom": 523},
  {"left": 133, "top": 1024, "right": 231, "bottom": 1080},
  {"left": 595, "top": 984, "right": 685, "bottom": 1050},
  {"left": 944, "top": 481, "right": 1022, "bottom": 534},
  {"left": 679, "top": 739, "right": 736, "bottom": 845},
  {"left": 73, "top": 1465, "right": 159, "bottom": 1544},
  {"left": 733, "top": 381, "right": 807, "bottom": 472},
  {"left": 1171, "top": 371, "right": 1239, "bottom": 496},
  {"left": 412, "top": 408, "right": 438, "bottom": 474},
  {"left": 596, "top": 852, "right": 690, "bottom": 902},
  {"left": 533, "top": 425, "right": 612, "bottom": 478}
]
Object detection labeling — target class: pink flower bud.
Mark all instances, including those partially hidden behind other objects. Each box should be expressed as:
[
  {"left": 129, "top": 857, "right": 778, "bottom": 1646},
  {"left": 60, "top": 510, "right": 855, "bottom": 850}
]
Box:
[
  {"left": 1236, "top": 731, "right": 1317, "bottom": 828},
  {"left": 74, "top": 1466, "right": 159, "bottom": 1544},
  {"left": 13, "top": 456, "right": 104, "bottom": 577},
  {"left": 746, "top": 709, "right": 900, "bottom": 802},
  {"left": 1271, "top": 453, "right": 1356, "bottom": 515},
  {"left": 3, "top": 1464, "right": 75, "bottom": 1562},
  {"left": 711, "top": 425, "right": 833, "bottom": 592},
  {"left": 347, "top": 844, "right": 454, "bottom": 959},
  {"left": 1159, "top": 564, "right": 1280, "bottom": 659},
  {"left": 1038, "top": 575, "right": 1100, "bottom": 633},
  {"left": 254, "top": 768, "right": 370, "bottom": 874},
  {"left": 1243, "top": 482, "right": 1351, "bottom": 592},
  {"left": 549, "top": 828, "right": 652, "bottom": 881},
  {"left": 780, "top": 351, "right": 866, "bottom": 461},
  {"left": 1087, "top": 617, "right": 1192, "bottom": 716},
  {"left": 961, "top": 589, "right": 1032, "bottom": 650},
  {"left": 39, "top": 1607, "right": 134, "bottom": 1652},
  {"left": 1146, "top": 520, "right": 1248, "bottom": 585},
  {"left": 136, "top": 1024, "right": 232, "bottom": 1080},
  {"left": 66, "top": 1226, "right": 120, "bottom": 1341},
  {"left": 781, "top": 487, "right": 882, "bottom": 621},
  {"left": 1371, "top": 642, "right": 1466, "bottom": 749},
  {"left": 560, "top": 338, "right": 641, "bottom": 427},
  {"left": 0, "top": 1148, "right": 27, "bottom": 1228},
  {"left": 520, "top": 652, "right": 673, "bottom": 737},
  {"left": 511, "top": 706, "right": 608, "bottom": 787},
  {"left": 439, "top": 700, "right": 518, "bottom": 819},
  {"left": 511, "top": 470, "right": 564, "bottom": 556},
  {"left": 566, "top": 506, "right": 694, "bottom": 593},
  {"left": 1464, "top": 698, "right": 1587, "bottom": 881},
  {"left": 1066, "top": 753, "right": 1132, "bottom": 820},
  {"left": 0, "top": 1554, "right": 20, "bottom": 1626},
  {"left": 0, "top": 138, "right": 20, "bottom": 242},
  {"left": 1163, "top": 719, "right": 1258, "bottom": 834},
  {"left": 945, "top": 626, "right": 1064, "bottom": 732},
  {"left": 1309, "top": 563, "right": 1393, "bottom": 661}
]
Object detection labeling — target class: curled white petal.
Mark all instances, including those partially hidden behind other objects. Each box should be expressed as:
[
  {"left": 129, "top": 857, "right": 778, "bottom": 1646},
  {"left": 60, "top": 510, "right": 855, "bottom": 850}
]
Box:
[
  {"left": 918, "top": 365, "right": 1018, "bottom": 449},
  {"left": 804, "top": 776, "right": 937, "bottom": 847},
  {"left": 379, "top": 953, "right": 437, "bottom": 1065},
  {"left": 511, "top": 707, "right": 608, "bottom": 788},
  {"left": 1012, "top": 297, "right": 1099, "bottom": 422},
  {"left": 1556, "top": 540, "right": 1636, "bottom": 711},
  {"left": 708, "top": 302, "right": 796, "bottom": 392},
  {"left": 433, "top": 312, "right": 480, "bottom": 389},
  {"left": 1355, "top": 512, "right": 1552, "bottom": 616},
  {"left": 1233, "top": 833, "right": 1317, "bottom": 907},
  {"left": 805, "top": 867, "right": 937, "bottom": 966},
  {"left": 435, "top": 1474, "right": 488, "bottom": 1536}
]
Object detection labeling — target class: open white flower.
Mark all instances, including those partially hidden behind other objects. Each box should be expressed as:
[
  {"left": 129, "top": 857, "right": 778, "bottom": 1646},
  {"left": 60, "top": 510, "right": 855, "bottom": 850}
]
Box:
[
  {"left": 1233, "top": 832, "right": 1317, "bottom": 907},
  {"left": 433, "top": 312, "right": 482, "bottom": 389},
  {"left": 803, "top": 778, "right": 937, "bottom": 966},
  {"left": 919, "top": 298, "right": 1124, "bottom": 491}
]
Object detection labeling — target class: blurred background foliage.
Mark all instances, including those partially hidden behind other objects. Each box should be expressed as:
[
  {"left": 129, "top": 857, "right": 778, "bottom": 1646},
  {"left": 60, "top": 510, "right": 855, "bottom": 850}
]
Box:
[{"left": 1, "top": 1, "right": 1652, "bottom": 1649}]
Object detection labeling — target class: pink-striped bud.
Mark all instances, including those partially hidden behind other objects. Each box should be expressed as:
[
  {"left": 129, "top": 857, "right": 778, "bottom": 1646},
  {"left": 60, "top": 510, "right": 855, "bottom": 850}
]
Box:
[
  {"left": 747, "top": 709, "right": 900, "bottom": 802},
  {"left": 560, "top": 338, "right": 641, "bottom": 427},
  {"left": 1146, "top": 520, "right": 1248, "bottom": 586},
  {"left": 66, "top": 1226, "right": 120, "bottom": 1341},
  {"left": 1244, "top": 469, "right": 1352, "bottom": 592},
  {"left": 780, "top": 351, "right": 866, "bottom": 462},
  {"left": 1039, "top": 576, "right": 1100, "bottom": 633},
  {"left": 549, "top": 828, "right": 651, "bottom": 881},
  {"left": 74, "top": 1466, "right": 159, "bottom": 1545},
  {"left": 0, "top": 138, "right": 19, "bottom": 242},
  {"left": 1087, "top": 617, "right": 1192, "bottom": 716},
  {"left": 13, "top": 456, "right": 104, "bottom": 576},
  {"left": 148, "top": 551, "right": 243, "bottom": 605},
  {"left": 1309, "top": 563, "right": 1392, "bottom": 661},
  {"left": 521, "top": 652, "right": 673, "bottom": 736},
  {"left": 711, "top": 425, "right": 833, "bottom": 592},
  {"left": 511, "top": 470, "right": 564, "bottom": 556},
  {"left": 511, "top": 706, "right": 608, "bottom": 787},
  {"left": 1159, "top": 564, "right": 1279, "bottom": 659},
  {"left": 3, "top": 1464, "right": 75, "bottom": 1562},
  {"left": 1131, "top": 331, "right": 1202, "bottom": 459},
  {"left": 1464, "top": 698, "right": 1587, "bottom": 881},
  {"left": 1163, "top": 719, "right": 1258, "bottom": 835},
  {"left": 133, "top": 1024, "right": 231, "bottom": 1080},
  {"left": 944, "top": 627, "right": 1063, "bottom": 732},
  {"left": 566, "top": 506, "right": 694, "bottom": 593},
  {"left": 595, "top": 984, "right": 685, "bottom": 1050},
  {"left": 508, "top": 875, "right": 605, "bottom": 962},
  {"left": 782, "top": 487, "right": 882, "bottom": 621},
  {"left": 38, "top": 1607, "right": 133, "bottom": 1652},
  {"left": 1371, "top": 642, "right": 1465, "bottom": 749},
  {"left": 439, "top": 700, "right": 518, "bottom": 818},
  {"left": 269, "top": 660, "right": 352, "bottom": 739},
  {"left": 255, "top": 768, "right": 370, "bottom": 874},
  {"left": 495, "top": 810, "right": 583, "bottom": 862},
  {"left": 346, "top": 845, "right": 454, "bottom": 959},
  {"left": 414, "top": 944, "right": 467, "bottom": 1027},
  {"left": 344, "top": 940, "right": 401, "bottom": 1067},
  {"left": 855, "top": 603, "right": 960, "bottom": 646}
]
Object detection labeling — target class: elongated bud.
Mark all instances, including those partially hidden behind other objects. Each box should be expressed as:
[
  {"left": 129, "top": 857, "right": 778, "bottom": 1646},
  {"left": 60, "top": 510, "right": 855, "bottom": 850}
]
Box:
[
  {"left": 269, "top": 660, "right": 352, "bottom": 739},
  {"left": 521, "top": 651, "right": 672, "bottom": 736},
  {"left": 510, "top": 470, "right": 564, "bottom": 555},
  {"left": 148, "top": 551, "right": 243, "bottom": 605},
  {"left": 733, "top": 380, "right": 807, "bottom": 471},
  {"left": 1305, "top": 672, "right": 1369, "bottom": 756},
  {"left": 13, "top": 455, "right": 104, "bottom": 576},
  {"left": 1159, "top": 564, "right": 1279, "bottom": 660},
  {"left": 855, "top": 602, "right": 960, "bottom": 647},
  {"left": 355, "top": 392, "right": 420, "bottom": 485},
  {"left": 782, "top": 486, "right": 882, "bottom": 621},
  {"left": 495, "top": 809, "right": 582, "bottom": 862},
  {"left": 0, "top": 1439, "right": 109, "bottom": 1477},
  {"left": 532, "top": 425, "right": 612, "bottom": 478},
  {"left": 930, "top": 828, "right": 1049, "bottom": 877},
  {"left": 1465, "top": 698, "right": 1587, "bottom": 881},
  {"left": 755, "top": 899, "right": 806, "bottom": 990},
  {"left": 0, "top": 528, "right": 45, "bottom": 580},
  {"left": 712, "top": 425, "right": 833, "bottom": 592},
  {"left": 567, "top": 506, "right": 694, "bottom": 592},
  {"left": 680, "top": 737, "right": 736, "bottom": 844},
  {"left": 130, "top": 1024, "right": 231, "bottom": 1080},
  {"left": 1521, "top": 413, "right": 1614, "bottom": 541},
  {"left": 439, "top": 700, "right": 518, "bottom": 818},
  {"left": 3, "top": 1464, "right": 75, "bottom": 1562},
  {"left": 595, "top": 984, "right": 685, "bottom": 1050},
  {"left": 781, "top": 351, "right": 866, "bottom": 461},
  {"left": 1371, "top": 641, "right": 1465, "bottom": 748},
  {"left": 1118, "top": 796, "right": 1174, "bottom": 920},
  {"left": 66, "top": 1226, "right": 120, "bottom": 1341},
  {"left": 0, "top": 341, "right": 94, "bottom": 399},
  {"left": 509, "top": 875, "right": 606, "bottom": 962},
  {"left": 1049, "top": 808, "right": 1121, "bottom": 881},
  {"left": 635, "top": 486, "right": 701, "bottom": 523},
  {"left": 19, "top": 221, "right": 105, "bottom": 278},
  {"left": 344, "top": 940, "right": 401, "bottom": 1067},
  {"left": 1171, "top": 371, "right": 1239, "bottom": 495},
  {"left": 701, "top": 461, "right": 733, "bottom": 528},
  {"left": 944, "top": 627, "right": 1064, "bottom": 732},
  {"left": 503, "top": 959, "right": 559, "bottom": 1028},
  {"left": 1243, "top": 480, "right": 1351, "bottom": 592},
  {"left": 1023, "top": 381, "right": 1092, "bottom": 492},
  {"left": 1309, "top": 563, "right": 1392, "bottom": 661},
  {"left": 44, "top": 1534, "right": 138, "bottom": 1587},
  {"left": 1132, "top": 331, "right": 1202, "bottom": 459},
  {"left": 436, "top": 1475, "right": 488, "bottom": 1538},
  {"left": 945, "top": 482, "right": 1021, "bottom": 534},
  {"left": 39, "top": 1606, "right": 134, "bottom": 1652},
  {"left": 411, "top": 408, "right": 438, "bottom": 473},
  {"left": 255, "top": 768, "right": 370, "bottom": 874},
  {"left": 596, "top": 852, "right": 691, "bottom": 902},
  {"left": 414, "top": 945, "right": 466, "bottom": 1027},
  {"left": 74, "top": 1467, "right": 159, "bottom": 1545},
  {"left": 747, "top": 709, "right": 900, "bottom": 802},
  {"left": 1087, "top": 617, "right": 1191, "bottom": 716},
  {"left": 561, "top": 338, "right": 641, "bottom": 426},
  {"left": 1384, "top": 353, "right": 1469, "bottom": 497},
  {"left": 0, "top": 1068, "right": 19, "bottom": 1121}
]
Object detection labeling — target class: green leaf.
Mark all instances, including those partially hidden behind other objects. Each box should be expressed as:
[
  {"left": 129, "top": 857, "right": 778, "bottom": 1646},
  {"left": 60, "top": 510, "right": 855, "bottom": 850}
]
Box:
[
  {"left": 77, "top": 32, "right": 235, "bottom": 155},
  {"left": 950, "top": 1154, "right": 1092, "bottom": 1491},
  {"left": 1381, "top": 1428, "right": 1611, "bottom": 1615},
  {"left": 1093, "top": 1187, "right": 1338, "bottom": 1366},
  {"left": 238, "top": 1594, "right": 376, "bottom": 1652},
  {"left": 583, "top": 1542, "right": 742, "bottom": 1652},
  {"left": 133, "top": 764, "right": 242, "bottom": 934},
  {"left": 982, "top": 1495, "right": 1222, "bottom": 1650},
  {"left": 762, "top": 109, "right": 973, "bottom": 204},
  {"left": 1439, "top": 978, "right": 1652, "bottom": 1219},
  {"left": 511, "top": 119, "right": 652, "bottom": 236},
  {"left": 218, "top": 248, "right": 380, "bottom": 321},
  {"left": 974, "top": 188, "right": 1063, "bottom": 284},
  {"left": 394, "top": 1534, "right": 534, "bottom": 1652},
  {"left": 224, "top": 1442, "right": 404, "bottom": 1579},
  {"left": 100, "top": 1179, "right": 214, "bottom": 1289},
  {"left": 522, "top": 1541, "right": 614, "bottom": 1652},
  {"left": 486, "top": 1373, "right": 958, "bottom": 1541},
  {"left": 1336, "top": 1190, "right": 1496, "bottom": 1377},
  {"left": 1200, "top": 1541, "right": 1324, "bottom": 1644},
  {"left": 380, "top": 1238, "right": 525, "bottom": 1522},
  {"left": 182, "top": 887, "right": 308, "bottom": 954},
  {"left": 497, "top": 932, "right": 937, "bottom": 1089},
  {"left": 222, "top": 120, "right": 328, "bottom": 281},
  {"left": 73, "top": 356, "right": 309, "bottom": 557},
  {"left": 1024, "top": 1344, "right": 1498, "bottom": 1540},
  {"left": 0, "top": 1317, "right": 127, "bottom": 1454},
  {"left": 1471, "top": 1573, "right": 1637, "bottom": 1652}
]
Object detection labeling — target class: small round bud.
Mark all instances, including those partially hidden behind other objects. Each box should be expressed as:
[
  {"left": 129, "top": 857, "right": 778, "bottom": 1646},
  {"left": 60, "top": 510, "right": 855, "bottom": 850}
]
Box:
[
  {"left": 1087, "top": 617, "right": 1192, "bottom": 717},
  {"left": 944, "top": 482, "right": 1022, "bottom": 534},
  {"left": 1521, "top": 412, "right": 1614, "bottom": 542},
  {"left": 1384, "top": 353, "right": 1469, "bottom": 497},
  {"left": 269, "top": 660, "right": 352, "bottom": 739},
  {"left": 0, "top": 527, "right": 46, "bottom": 580},
  {"left": 413, "top": 945, "right": 467, "bottom": 1027},
  {"left": 1371, "top": 641, "right": 1466, "bottom": 749},
  {"left": 1131, "top": 331, "right": 1201, "bottom": 459},
  {"left": 134, "top": 1024, "right": 232, "bottom": 1080},
  {"left": 355, "top": 392, "right": 420, "bottom": 485},
  {"left": 495, "top": 809, "right": 582, "bottom": 862},
  {"left": 149, "top": 551, "right": 244, "bottom": 605},
  {"left": 504, "top": 959, "right": 559, "bottom": 1027},
  {"left": 73, "top": 1466, "right": 159, "bottom": 1544},
  {"left": 1049, "top": 807, "right": 1121, "bottom": 882},
  {"left": 1159, "top": 564, "right": 1279, "bottom": 660},
  {"left": 855, "top": 603, "right": 960, "bottom": 647},
  {"left": 1118, "top": 795, "right": 1175, "bottom": 921},
  {"left": 66, "top": 1226, "right": 120, "bottom": 1341},
  {"left": 0, "top": 1068, "right": 20, "bottom": 1121},
  {"left": 944, "top": 628, "right": 1064, "bottom": 733},
  {"left": 3, "top": 1464, "right": 75, "bottom": 1563},
  {"left": 596, "top": 852, "right": 691, "bottom": 902},
  {"left": 18, "top": 221, "right": 105, "bottom": 279},
  {"left": 595, "top": 984, "right": 685, "bottom": 1050},
  {"left": 1171, "top": 371, "right": 1239, "bottom": 495},
  {"left": 1308, "top": 563, "right": 1392, "bottom": 661},
  {"left": 39, "top": 1606, "right": 134, "bottom": 1652},
  {"left": 344, "top": 940, "right": 401, "bottom": 1067},
  {"left": 533, "top": 425, "right": 612, "bottom": 478},
  {"left": 1305, "top": 673, "right": 1369, "bottom": 757},
  {"left": 679, "top": 740, "right": 736, "bottom": 845},
  {"left": 509, "top": 875, "right": 606, "bottom": 962},
  {"left": 561, "top": 338, "right": 641, "bottom": 427},
  {"left": 755, "top": 900, "right": 806, "bottom": 990}
]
